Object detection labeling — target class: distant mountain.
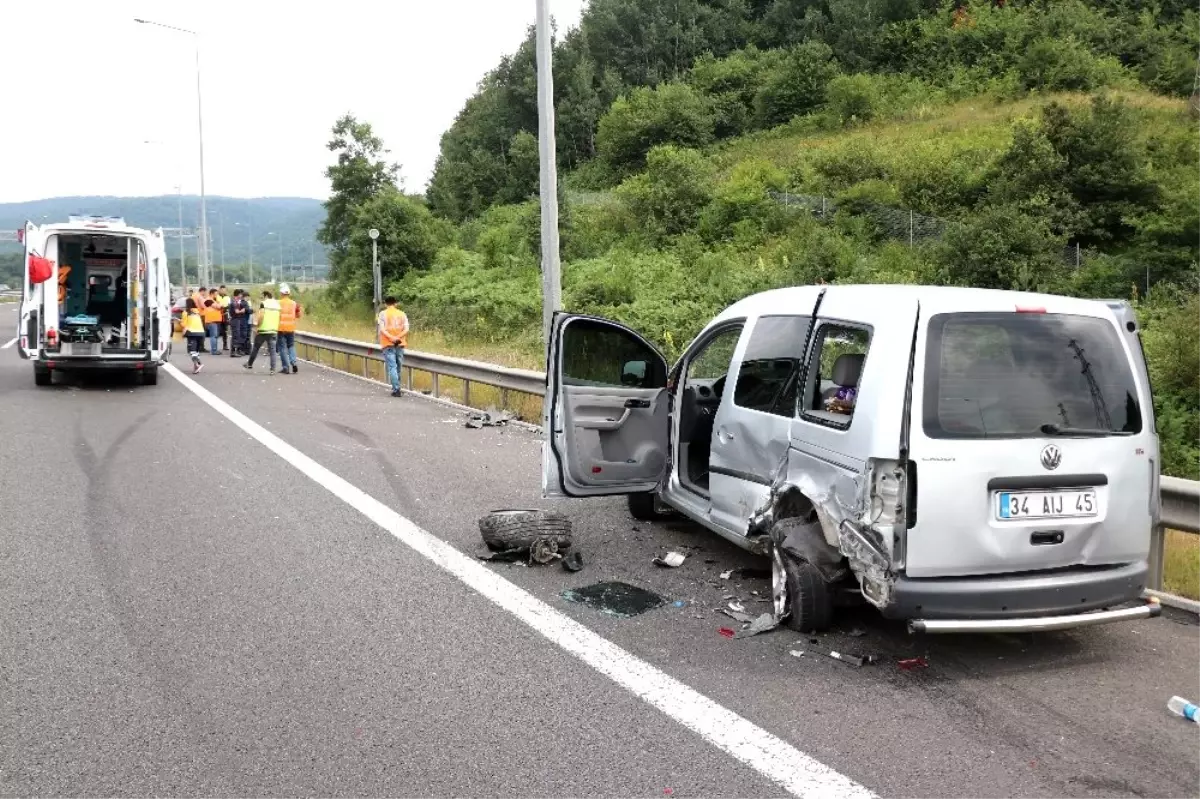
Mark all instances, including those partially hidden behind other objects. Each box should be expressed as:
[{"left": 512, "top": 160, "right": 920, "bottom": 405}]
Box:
[{"left": 0, "top": 195, "right": 329, "bottom": 269}]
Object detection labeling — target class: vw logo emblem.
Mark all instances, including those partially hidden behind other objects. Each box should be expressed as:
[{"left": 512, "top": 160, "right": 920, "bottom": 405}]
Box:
[{"left": 1040, "top": 444, "right": 1062, "bottom": 471}]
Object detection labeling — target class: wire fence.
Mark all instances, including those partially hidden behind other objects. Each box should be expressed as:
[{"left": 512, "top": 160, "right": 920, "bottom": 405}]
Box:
[{"left": 768, "top": 190, "right": 1084, "bottom": 267}]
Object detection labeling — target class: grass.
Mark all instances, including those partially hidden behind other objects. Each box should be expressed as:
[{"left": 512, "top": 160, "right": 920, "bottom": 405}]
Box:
[{"left": 1163, "top": 529, "right": 1200, "bottom": 600}]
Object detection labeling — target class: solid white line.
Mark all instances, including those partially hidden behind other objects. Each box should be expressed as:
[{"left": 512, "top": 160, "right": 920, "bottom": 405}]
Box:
[
  {"left": 1, "top": 337, "right": 17, "bottom": 350},
  {"left": 163, "top": 362, "right": 873, "bottom": 798}
]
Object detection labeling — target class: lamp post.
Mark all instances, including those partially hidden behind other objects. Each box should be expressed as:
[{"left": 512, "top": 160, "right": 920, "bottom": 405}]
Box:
[
  {"left": 236, "top": 221, "right": 253, "bottom": 284},
  {"left": 134, "top": 17, "right": 209, "bottom": 287},
  {"left": 534, "top": 0, "right": 561, "bottom": 350},
  {"left": 369, "top": 228, "right": 381, "bottom": 340},
  {"left": 267, "top": 232, "right": 284, "bottom": 283},
  {"left": 218, "top": 212, "right": 226, "bottom": 284}
]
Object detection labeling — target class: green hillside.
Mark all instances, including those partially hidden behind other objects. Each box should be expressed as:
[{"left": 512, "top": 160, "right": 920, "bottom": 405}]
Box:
[
  {"left": 309, "top": 0, "right": 1198, "bottom": 477},
  {"left": 0, "top": 195, "right": 328, "bottom": 270}
]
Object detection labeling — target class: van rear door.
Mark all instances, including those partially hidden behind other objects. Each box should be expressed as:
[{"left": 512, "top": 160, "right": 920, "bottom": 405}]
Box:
[
  {"left": 905, "top": 295, "right": 1157, "bottom": 578},
  {"left": 18, "top": 221, "right": 44, "bottom": 359}
]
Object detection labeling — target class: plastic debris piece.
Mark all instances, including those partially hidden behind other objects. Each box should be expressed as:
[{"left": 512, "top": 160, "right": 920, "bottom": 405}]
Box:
[
  {"left": 845, "top": 627, "right": 867, "bottom": 637},
  {"left": 897, "top": 657, "right": 929, "bottom": 670},
  {"left": 562, "top": 551, "right": 585, "bottom": 572},
  {"left": 719, "top": 570, "right": 734, "bottom": 580},
  {"left": 718, "top": 627, "right": 736, "bottom": 638},
  {"left": 477, "top": 548, "right": 526, "bottom": 563},
  {"left": 672, "top": 600, "right": 687, "bottom": 608},
  {"left": 734, "top": 612, "right": 779, "bottom": 638},
  {"left": 720, "top": 608, "right": 756, "bottom": 624},
  {"left": 728, "top": 600, "right": 746, "bottom": 613},
  {"left": 465, "top": 407, "right": 513, "bottom": 429},
  {"left": 653, "top": 551, "right": 687, "bottom": 568}
]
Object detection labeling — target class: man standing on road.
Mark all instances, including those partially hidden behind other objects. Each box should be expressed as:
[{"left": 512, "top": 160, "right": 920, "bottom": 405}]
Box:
[
  {"left": 378, "top": 296, "right": 409, "bottom": 397},
  {"left": 229, "top": 289, "right": 251, "bottom": 357},
  {"left": 216, "top": 285, "right": 231, "bottom": 353},
  {"left": 275, "top": 283, "right": 302, "bottom": 374},
  {"left": 243, "top": 289, "right": 281, "bottom": 374}
]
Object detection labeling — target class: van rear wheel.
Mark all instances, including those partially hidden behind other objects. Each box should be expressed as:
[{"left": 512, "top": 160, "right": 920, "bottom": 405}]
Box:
[
  {"left": 33, "top": 367, "right": 51, "bottom": 387},
  {"left": 142, "top": 367, "right": 159, "bottom": 386},
  {"left": 772, "top": 546, "right": 833, "bottom": 633}
]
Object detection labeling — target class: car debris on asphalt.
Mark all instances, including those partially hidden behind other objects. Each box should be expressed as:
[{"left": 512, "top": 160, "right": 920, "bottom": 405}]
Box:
[
  {"left": 465, "top": 407, "right": 513, "bottom": 429},
  {"left": 561, "top": 551, "right": 585, "bottom": 572},
  {"left": 652, "top": 551, "right": 687, "bottom": 568},
  {"left": 563, "top": 582, "right": 666, "bottom": 618},
  {"left": 897, "top": 656, "right": 929, "bottom": 670},
  {"left": 790, "top": 638, "right": 879, "bottom": 667},
  {"left": 477, "top": 509, "right": 573, "bottom": 566}
]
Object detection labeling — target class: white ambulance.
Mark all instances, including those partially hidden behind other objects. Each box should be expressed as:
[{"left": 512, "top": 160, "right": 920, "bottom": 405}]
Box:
[{"left": 17, "top": 216, "right": 172, "bottom": 386}]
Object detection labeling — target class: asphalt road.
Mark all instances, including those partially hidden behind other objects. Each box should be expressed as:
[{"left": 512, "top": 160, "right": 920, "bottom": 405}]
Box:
[{"left": 1, "top": 303, "right": 1197, "bottom": 797}]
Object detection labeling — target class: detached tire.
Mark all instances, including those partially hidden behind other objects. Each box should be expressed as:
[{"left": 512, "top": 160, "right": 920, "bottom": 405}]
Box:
[
  {"left": 479, "top": 509, "right": 573, "bottom": 552},
  {"left": 772, "top": 542, "right": 834, "bottom": 633},
  {"left": 627, "top": 492, "right": 669, "bottom": 521}
]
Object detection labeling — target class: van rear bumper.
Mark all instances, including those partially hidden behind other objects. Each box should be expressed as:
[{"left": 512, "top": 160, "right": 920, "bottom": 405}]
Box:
[
  {"left": 37, "top": 354, "right": 155, "bottom": 371},
  {"left": 885, "top": 560, "right": 1150, "bottom": 622}
]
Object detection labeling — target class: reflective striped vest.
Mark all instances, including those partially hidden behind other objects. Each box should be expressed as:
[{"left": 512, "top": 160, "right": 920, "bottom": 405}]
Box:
[{"left": 258, "top": 299, "right": 281, "bottom": 333}]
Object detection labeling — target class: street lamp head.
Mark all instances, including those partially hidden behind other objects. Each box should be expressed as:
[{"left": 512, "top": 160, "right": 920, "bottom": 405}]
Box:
[{"left": 368, "top": 228, "right": 380, "bottom": 240}]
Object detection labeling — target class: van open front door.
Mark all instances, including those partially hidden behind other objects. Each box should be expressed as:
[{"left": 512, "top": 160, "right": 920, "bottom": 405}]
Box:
[{"left": 18, "top": 221, "right": 44, "bottom": 360}]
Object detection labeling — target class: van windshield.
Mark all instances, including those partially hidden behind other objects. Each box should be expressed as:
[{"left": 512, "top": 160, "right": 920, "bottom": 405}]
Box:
[{"left": 922, "top": 312, "right": 1143, "bottom": 439}]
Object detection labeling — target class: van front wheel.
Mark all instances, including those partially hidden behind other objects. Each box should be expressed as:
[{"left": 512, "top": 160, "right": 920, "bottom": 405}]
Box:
[{"left": 773, "top": 546, "right": 833, "bottom": 633}]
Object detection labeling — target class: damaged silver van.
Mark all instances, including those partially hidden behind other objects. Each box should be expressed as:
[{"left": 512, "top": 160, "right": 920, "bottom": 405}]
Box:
[{"left": 542, "top": 285, "right": 1163, "bottom": 634}]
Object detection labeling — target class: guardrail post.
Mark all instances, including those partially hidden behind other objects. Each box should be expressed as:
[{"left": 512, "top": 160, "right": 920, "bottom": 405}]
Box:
[
  {"left": 432, "top": 372, "right": 440, "bottom": 398},
  {"left": 362, "top": 355, "right": 369, "bottom": 378},
  {"left": 500, "top": 388, "right": 509, "bottom": 410},
  {"left": 405, "top": 367, "right": 413, "bottom": 391},
  {"left": 1148, "top": 524, "right": 1165, "bottom": 591},
  {"left": 463, "top": 380, "right": 471, "bottom": 407}
]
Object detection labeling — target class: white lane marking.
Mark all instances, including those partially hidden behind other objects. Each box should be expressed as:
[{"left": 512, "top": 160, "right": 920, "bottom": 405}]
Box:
[
  {"left": 1, "top": 337, "right": 17, "bottom": 350},
  {"left": 163, "top": 362, "right": 873, "bottom": 798}
]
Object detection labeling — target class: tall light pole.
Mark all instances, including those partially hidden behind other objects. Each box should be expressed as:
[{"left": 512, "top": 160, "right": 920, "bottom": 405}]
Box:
[
  {"left": 369, "top": 228, "right": 381, "bottom": 339},
  {"left": 134, "top": 17, "right": 209, "bottom": 287},
  {"left": 218, "top": 212, "right": 226, "bottom": 284},
  {"left": 534, "top": 0, "right": 562, "bottom": 351},
  {"left": 175, "top": 185, "right": 187, "bottom": 288},
  {"left": 267, "top": 232, "right": 284, "bottom": 283},
  {"left": 236, "top": 221, "right": 253, "bottom": 284}
]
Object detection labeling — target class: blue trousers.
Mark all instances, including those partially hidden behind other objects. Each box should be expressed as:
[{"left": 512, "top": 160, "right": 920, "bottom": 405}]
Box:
[{"left": 383, "top": 345, "right": 405, "bottom": 391}]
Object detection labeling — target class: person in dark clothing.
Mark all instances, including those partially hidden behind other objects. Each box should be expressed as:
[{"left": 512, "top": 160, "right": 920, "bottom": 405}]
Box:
[{"left": 228, "top": 289, "right": 252, "bottom": 356}]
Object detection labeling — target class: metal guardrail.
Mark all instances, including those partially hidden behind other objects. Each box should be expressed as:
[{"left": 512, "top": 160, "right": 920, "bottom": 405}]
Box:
[
  {"left": 295, "top": 329, "right": 1198, "bottom": 602},
  {"left": 294, "top": 331, "right": 545, "bottom": 407}
]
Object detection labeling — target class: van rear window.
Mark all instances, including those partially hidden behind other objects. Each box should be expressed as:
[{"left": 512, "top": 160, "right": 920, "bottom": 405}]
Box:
[{"left": 923, "top": 312, "right": 1143, "bottom": 439}]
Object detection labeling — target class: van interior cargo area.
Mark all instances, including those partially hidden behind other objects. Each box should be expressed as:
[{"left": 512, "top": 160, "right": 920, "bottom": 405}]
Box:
[{"left": 55, "top": 233, "right": 143, "bottom": 352}]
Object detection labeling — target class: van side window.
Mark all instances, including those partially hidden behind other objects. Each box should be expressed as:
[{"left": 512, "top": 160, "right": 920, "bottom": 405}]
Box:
[
  {"left": 561, "top": 318, "right": 665, "bottom": 389},
  {"left": 800, "top": 323, "right": 872, "bottom": 429},
  {"left": 733, "top": 315, "right": 811, "bottom": 416}
]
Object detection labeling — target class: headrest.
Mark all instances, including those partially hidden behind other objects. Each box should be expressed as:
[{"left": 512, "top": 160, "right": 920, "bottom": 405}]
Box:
[{"left": 832, "top": 353, "right": 864, "bottom": 387}]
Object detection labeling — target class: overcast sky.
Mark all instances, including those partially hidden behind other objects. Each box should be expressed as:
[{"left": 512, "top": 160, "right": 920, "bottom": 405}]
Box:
[{"left": 0, "top": 0, "right": 586, "bottom": 203}]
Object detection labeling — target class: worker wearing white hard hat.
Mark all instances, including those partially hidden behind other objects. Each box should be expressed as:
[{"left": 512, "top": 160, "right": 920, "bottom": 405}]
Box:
[{"left": 275, "top": 283, "right": 303, "bottom": 374}]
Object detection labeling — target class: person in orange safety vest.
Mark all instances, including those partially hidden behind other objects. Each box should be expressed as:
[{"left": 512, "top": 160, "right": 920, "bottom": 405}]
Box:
[
  {"left": 377, "top": 296, "right": 409, "bottom": 397},
  {"left": 275, "top": 283, "right": 303, "bottom": 374}
]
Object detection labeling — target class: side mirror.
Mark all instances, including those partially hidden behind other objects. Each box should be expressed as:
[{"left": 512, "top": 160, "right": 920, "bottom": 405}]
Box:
[{"left": 621, "top": 359, "right": 648, "bottom": 386}]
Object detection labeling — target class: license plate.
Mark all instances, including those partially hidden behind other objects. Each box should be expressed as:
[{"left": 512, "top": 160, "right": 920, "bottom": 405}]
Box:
[
  {"left": 70, "top": 342, "right": 97, "bottom": 356},
  {"left": 996, "top": 489, "right": 1097, "bottom": 520}
]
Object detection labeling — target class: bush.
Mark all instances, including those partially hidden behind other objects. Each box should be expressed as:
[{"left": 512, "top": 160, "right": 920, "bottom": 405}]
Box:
[
  {"left": 934, "top": 205, "right": 1069, "bottom": 293},
  {"left": 699, "top": 158, "right": 789, "bottom": 244},
  {"left": 596, "top": 83, "right": 715, "bottom": 175},
  {"left": 754, "top": 41, "right": 840, "bottom": 128},
  {"left": 1016, "top": 36, "right": 1130, "bottom": 92},
  {"left": 826, "top": 73, "right": 881, "bottom": 124},
  {"left": 689, "top": 46, "right": 786, "bottom": 138},
  {"left": 615, "top": 145, "right": 714, "bottom": 242}
]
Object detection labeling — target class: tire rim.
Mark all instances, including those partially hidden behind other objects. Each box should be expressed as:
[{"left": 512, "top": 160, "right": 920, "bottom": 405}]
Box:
[{"left": 771, "top": 545, "right": 789, "bottom": 620}]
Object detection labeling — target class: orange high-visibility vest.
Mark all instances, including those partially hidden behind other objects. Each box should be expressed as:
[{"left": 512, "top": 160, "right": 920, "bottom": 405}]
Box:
[
  {"left": 378, "top": 307, "right": 408, "bottom": 348},
  {"left": 278, "top": 297, "right": 299, "bottom": 332}
]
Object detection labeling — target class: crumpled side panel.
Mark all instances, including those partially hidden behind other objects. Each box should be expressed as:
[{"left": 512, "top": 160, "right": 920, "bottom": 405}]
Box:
[{"left": 750, "top": 449, "right": 896, "bottom": 610}]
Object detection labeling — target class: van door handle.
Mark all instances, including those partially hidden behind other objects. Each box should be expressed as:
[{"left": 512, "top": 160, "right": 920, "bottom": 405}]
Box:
[{"left": 624, "top": 398, "right": 650, "bottom": 409}]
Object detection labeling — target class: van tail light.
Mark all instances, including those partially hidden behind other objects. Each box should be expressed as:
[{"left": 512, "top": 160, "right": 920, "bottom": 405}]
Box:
[{"left": 906, "top": 460, "right": 918, "bottom": 529}]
